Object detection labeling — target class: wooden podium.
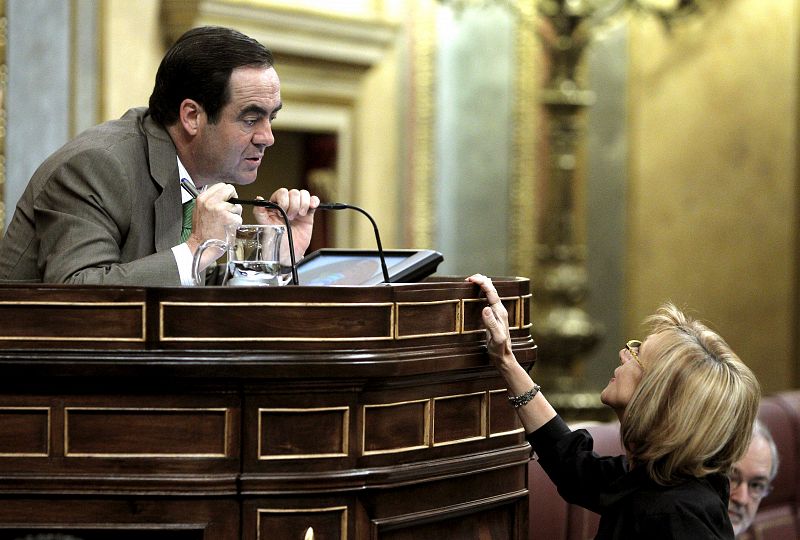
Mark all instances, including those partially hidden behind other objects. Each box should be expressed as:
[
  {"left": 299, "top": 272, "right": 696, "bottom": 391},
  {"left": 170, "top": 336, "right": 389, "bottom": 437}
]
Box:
[{"left": 0, "top": 277, "right": 534, "bottom": 540}]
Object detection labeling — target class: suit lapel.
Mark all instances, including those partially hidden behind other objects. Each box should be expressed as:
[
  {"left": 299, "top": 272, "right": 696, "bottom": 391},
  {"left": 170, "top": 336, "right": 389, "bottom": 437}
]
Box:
[{"left": 142, "top": 113, "right": 181, "bottom": 252}]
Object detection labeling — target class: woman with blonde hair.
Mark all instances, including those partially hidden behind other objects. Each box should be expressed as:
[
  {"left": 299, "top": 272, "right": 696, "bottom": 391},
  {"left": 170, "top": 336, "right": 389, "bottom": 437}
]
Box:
[{"left": 468, "top": 274, "right": 760, "bottom": 539}]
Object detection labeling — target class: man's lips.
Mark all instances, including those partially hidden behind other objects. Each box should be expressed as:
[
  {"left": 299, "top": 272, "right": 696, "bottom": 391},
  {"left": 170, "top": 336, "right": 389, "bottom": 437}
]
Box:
[{"left": 243, "top": 156, "right": 262, "bottom": 169}]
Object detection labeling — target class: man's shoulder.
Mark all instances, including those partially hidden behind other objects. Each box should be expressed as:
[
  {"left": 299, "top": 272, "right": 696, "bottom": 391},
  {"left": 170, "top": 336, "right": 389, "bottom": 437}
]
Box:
[
  {"left": 55, "top": 107, "right": 174, "bottom": 166},
  {"left": 72, "top": 107, "right": 151, "bottom": 148}
]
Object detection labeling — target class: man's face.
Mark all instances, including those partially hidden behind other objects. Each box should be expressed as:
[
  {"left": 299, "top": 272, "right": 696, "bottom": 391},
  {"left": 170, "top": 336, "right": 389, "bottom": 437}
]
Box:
[
  {"left": 191, "top": 65, "right": 281, "bottom": 186},
  {"left": 728, "top": 435, "right": 773, "bottom": 537}
]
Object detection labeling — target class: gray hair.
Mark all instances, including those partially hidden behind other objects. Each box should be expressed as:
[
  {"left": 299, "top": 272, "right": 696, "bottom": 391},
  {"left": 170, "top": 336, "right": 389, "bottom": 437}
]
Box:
[{"left": 753, "top": 418, "right": 779, "bottom": 481}]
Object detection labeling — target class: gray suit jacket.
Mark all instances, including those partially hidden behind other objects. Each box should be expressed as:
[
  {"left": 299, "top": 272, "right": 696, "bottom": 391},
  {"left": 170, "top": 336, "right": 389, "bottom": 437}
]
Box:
[{"left": 0, "top": 107, "right": 184, "bottom": 286}]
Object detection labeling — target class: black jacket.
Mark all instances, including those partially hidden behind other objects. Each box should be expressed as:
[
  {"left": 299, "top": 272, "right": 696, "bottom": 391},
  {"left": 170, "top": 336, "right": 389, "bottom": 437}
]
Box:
[{"left": 528, "top": 415, "right": 734, "bottom": 539}]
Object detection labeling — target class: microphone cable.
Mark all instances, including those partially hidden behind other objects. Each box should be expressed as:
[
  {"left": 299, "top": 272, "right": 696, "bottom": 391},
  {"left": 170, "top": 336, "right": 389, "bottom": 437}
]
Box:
[{"left": 230, "top": 199, "right": 390, "bottom": 285}]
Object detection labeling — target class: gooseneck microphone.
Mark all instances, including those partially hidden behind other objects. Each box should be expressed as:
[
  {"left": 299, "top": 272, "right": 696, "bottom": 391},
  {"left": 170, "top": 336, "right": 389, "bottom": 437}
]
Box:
[
  {"left": 181, "top": 180, "right": 389, "bottom": 285},
  {"left": 316, "top": 202, "right": 391, "bottom": 284}
]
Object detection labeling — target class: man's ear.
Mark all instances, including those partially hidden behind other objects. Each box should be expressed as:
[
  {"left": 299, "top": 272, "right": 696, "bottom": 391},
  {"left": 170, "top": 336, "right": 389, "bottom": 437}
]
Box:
[{"left": 178, "top": 99, "right": 204, "bottom": 136}]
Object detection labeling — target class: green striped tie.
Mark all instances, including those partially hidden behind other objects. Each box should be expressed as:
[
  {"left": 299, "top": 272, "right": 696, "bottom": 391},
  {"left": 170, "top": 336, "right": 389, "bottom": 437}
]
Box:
[{"left": 180, "top": 199, "right": 195, "bottom": 243}]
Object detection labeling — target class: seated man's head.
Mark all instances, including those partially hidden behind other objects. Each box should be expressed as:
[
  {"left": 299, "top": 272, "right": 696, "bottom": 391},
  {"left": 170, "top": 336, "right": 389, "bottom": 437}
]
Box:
[{"left": 728, "top": 419, "right": 779, "bottom": 537}]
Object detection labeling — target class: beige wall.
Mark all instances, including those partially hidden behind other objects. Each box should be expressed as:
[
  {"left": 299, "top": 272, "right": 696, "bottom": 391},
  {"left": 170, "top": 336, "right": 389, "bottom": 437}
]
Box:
[
  {"left": 627, "top": 0, "right": 797, "bottom": 392},
  {"left": 101, "top": 0, "right": 165, "bottom": 120}
]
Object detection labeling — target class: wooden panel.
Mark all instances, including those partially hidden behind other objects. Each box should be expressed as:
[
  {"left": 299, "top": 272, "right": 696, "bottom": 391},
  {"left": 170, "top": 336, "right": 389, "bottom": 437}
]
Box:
[
  {"left": 362, "top": 400, "right": 429, "bottom": 455},
  {"left": 160, "top": 302, "right": 394, "bottom": 341},
  {"left": 0, "top": 278, "right": 533, "bottom": 537},
  {"left": 0, "top": 407, "right": 49, "bottom": 456},
  {"left": 375, "top": 498, "right": 522, "bottom": 540},
  {"left": 0, "top": 498, "right": 238, "bottom": 540},
  {"left": 0, "top": 302, "right": 145, "bottom": 342},
  {"left": 432, "top": 392, "right": 485, "bottom": 446},
  {"left": 489, "top": 390, "right": 525, "bottom": 437},
  {"left": 462, "top": 297, "right": 520, "bottom": 333},
  {"left": 259, "top": 407, "right": 349, "bottom": 459},
  {"left": 521, "top": 294, "right": 532, "bottom": 327},
  {"left": 396, "top": 300, "right": 459, "bottom": 338},
  {"left": 65, "top": 408, "right": 229, "bottom": 457},
  {"left": 362, "top": 453, "right": 528, "bottom": 516},
  {"left": 256, "top": 506, "right": 347, "bottom": 540}
]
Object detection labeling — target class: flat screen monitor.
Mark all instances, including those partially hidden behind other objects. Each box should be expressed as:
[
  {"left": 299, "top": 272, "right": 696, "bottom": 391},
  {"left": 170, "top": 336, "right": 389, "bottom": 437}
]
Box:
[{"left": 296, "top": 248, "right": 444, "bottom": 286}]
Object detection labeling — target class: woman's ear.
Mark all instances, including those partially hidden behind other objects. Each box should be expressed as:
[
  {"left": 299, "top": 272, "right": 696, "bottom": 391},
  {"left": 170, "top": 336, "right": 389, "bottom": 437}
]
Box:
[{"left": 178, "top": 99, "right": 203, "bottom": 136}]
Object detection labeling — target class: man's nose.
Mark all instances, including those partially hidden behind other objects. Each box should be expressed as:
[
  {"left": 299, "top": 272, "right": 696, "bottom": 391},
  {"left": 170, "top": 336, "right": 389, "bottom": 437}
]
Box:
[
  {"left": 729, "top": 481, "right": 749, "bottom": 503},
  {"left": 253, "top": 121, "right": 274, "bottom": 148}
]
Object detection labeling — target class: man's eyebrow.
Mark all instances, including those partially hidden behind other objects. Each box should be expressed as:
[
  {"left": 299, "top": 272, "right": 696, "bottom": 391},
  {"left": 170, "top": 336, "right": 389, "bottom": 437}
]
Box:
[
  {"left": 238, "top": 105, "right": 268, "bottom": 118},
  {"left": 239, "top": 102, "right": 282, "bottom": 119}
]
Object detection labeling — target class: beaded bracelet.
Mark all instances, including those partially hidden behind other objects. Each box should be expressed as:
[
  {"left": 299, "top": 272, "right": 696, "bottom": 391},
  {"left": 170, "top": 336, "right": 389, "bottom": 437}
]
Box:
[{"left": 508, "top": 383, "right": 541, "bottom": 408}]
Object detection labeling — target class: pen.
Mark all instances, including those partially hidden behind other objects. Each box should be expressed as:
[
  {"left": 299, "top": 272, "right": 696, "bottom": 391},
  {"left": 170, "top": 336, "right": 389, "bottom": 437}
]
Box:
[{"left": 180, "top": 178, "right": 200, "bottom": 199}]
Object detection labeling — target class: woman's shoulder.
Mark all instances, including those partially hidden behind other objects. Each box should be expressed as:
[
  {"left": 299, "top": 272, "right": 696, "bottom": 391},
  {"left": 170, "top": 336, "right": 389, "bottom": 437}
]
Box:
[
  {"left": 618, "top": 473, "right": 732, "bottom": 538},
  {"left": 631, "top": 472, "right": 727, "bottom": 507}
]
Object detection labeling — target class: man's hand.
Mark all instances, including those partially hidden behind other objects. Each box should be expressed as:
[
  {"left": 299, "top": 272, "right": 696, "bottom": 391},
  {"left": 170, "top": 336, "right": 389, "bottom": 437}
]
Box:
[
  {"left": 253, "top": 188, "right": 320, "bottom": 259},
  {"left": 186, "top": 183, "right": 243, "bottom": 269}
]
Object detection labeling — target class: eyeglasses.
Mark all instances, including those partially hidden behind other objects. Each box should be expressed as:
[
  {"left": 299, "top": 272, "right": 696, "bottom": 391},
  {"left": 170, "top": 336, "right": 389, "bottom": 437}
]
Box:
[
  {"left": 728, "top": 470, "right": 773, "bottom": 501},
  {"left": 625, "top": 339, "right": 644, "bottom": 370}
]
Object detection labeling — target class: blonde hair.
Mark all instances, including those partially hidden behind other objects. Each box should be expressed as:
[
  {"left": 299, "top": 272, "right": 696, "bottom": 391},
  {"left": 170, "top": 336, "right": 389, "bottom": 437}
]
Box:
[{"left": 621, "top": 303, "right": 761, "bottom": 485}]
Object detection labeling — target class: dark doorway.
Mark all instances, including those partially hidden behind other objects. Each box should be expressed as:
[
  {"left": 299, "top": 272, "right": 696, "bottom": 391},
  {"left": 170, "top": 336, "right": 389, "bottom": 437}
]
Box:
[{"left": 236, "top": 129, "right": 338, "bottom": 253}]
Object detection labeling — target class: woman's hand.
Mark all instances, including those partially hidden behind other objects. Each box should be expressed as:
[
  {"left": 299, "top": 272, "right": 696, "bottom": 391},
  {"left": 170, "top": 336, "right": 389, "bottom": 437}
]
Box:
[
  {"left": 467, "top": 273, "right": 557, "bottom": 431},
  {"left": 466, "top": 273, "right": 515, "bottom": 365}
]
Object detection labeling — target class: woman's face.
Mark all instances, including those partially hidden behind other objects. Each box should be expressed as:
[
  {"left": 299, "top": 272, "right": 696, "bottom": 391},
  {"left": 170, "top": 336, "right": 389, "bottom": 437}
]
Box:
[{"left": 600, "top": 333, "right": 662, "bottom": 417}]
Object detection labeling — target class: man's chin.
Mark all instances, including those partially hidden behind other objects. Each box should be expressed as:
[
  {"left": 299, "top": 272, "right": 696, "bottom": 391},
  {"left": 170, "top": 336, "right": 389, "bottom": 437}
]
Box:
[
  {"left": 728, "top": 512, "right": 747, "bottom": 536},
  {"left": 234, "top": 173, "right": 258, "bottom": 186}
]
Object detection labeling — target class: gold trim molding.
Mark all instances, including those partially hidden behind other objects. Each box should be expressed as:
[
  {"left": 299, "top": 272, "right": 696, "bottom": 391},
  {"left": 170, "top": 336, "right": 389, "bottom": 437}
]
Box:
[
  {"left": 0, "top": 301, "right": 146, "bottom": 342},
  {"left": 0, "top": 406, "right": 50, "bottom": 457},
  {"left": 64, "top": 406, "right": 230, "bottom": 458},
  {"left": 256, "top": 506, "right": 348, "bottom": 540},
  {"left": 258, "top": 406, "right": 350, "bottom": 460}
]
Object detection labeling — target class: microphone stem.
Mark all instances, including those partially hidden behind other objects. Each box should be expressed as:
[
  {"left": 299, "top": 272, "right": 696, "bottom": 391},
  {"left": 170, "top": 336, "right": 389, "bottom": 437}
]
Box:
[
  {"left": 317, "top": 203, "right": 390, "bottom": 284},
  {"left": 351, "top": 207, "right": 390, "bottom": 284}
]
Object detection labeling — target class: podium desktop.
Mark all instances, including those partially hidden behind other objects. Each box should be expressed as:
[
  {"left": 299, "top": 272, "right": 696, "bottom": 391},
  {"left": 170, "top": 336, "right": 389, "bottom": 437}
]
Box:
[
  {"left": 296, "top": 248, "right": 443, "bottom": 286},
  {"left": 0, "top": 274, "right": 534, "bottom": 539}
]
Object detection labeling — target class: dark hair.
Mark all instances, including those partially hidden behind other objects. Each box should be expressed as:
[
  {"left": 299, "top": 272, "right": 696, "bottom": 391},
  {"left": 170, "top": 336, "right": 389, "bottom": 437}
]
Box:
[{"left": 148, "top": 26, "right": 273, "bottom": 126}]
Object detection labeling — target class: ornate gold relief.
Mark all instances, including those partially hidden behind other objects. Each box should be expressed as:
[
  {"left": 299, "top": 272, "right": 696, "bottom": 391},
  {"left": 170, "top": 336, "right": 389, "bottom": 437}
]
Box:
[
  {"left": 509, "top": 2, "right": 540, "bottom": 281},
  {"left": 404, "top": 0, "right": 437, "bottom": 247}
]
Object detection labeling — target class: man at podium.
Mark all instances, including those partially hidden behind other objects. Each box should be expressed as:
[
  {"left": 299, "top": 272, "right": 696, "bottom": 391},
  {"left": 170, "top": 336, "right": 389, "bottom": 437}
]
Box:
[{"left": 0, "top": 26, "right": 318, "bottom": 286}]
